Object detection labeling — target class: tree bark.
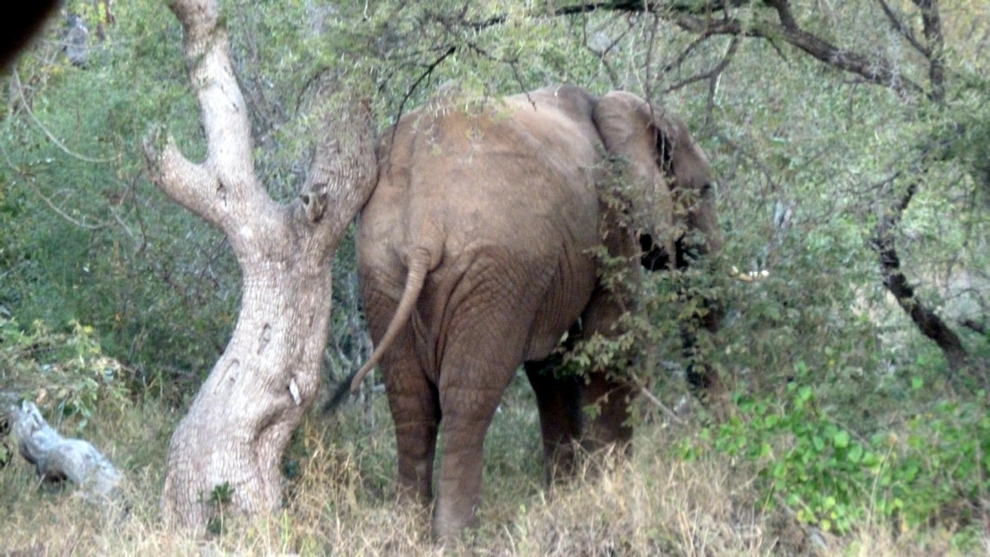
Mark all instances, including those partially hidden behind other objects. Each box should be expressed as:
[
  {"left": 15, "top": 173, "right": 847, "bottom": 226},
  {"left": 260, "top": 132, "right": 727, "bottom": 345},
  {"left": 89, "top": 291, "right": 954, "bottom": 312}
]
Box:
[{"left": 147, "top": 0, "right": 376, "bottom": 529}]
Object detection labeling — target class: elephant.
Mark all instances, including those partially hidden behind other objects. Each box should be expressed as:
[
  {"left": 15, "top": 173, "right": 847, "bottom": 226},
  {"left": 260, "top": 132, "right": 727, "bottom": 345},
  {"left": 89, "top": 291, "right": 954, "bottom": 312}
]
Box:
[{"left": 351, "top": 84, "right": 722, "bottom": 539}]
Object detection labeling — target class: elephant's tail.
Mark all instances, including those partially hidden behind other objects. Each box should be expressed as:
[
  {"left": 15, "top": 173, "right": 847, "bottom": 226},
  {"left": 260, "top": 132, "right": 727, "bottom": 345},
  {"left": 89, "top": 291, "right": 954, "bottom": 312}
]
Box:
[{"left": 349, "top": 248, "right": 432, "bottom": 393}]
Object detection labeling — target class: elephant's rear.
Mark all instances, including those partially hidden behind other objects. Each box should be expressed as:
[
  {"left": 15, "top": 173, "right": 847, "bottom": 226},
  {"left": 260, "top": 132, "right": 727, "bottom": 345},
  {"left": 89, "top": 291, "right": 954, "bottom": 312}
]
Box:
[{"left": 360, "top": 85, "right": 605, "bottom": 373}]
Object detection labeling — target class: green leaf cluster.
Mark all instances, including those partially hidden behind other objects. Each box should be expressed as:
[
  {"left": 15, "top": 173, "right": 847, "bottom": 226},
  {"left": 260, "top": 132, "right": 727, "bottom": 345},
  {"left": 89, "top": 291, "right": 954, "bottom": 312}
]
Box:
[
  {"left": 0, "top": 317, "right": 131, "bottom": 430},
  {"left": 679, "top": 365, "right": 990, "bottom": 538}
]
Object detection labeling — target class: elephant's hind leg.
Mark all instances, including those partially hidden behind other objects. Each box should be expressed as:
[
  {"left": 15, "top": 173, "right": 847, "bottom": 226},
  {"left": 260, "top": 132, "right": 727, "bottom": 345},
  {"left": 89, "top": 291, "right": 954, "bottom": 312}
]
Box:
[
  {"left": 432, "top": 329, "right": 528, "bottom": 539},
  {"left": 380, "top": 330, "right": 440, "bottom": 507}
]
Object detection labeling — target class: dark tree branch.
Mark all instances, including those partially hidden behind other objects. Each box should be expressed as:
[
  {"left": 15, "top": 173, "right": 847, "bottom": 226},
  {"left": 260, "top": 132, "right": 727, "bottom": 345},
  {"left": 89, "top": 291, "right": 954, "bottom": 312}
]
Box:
[
  {"left": 870, "top": 180, "right": 970, "bottom": 374},
  {"left": 472, "top": 1, "right": 934, "bottom": 100},
  {"left": 910, "top": 0, "right": 946, "bottom": 104},
  {"left": 471, "top": 0, "right": 747, "bottom": 32},
  {"left": 875, "top": 0, "right": 928, "bottom": 56},
  {"left": 662, "top": 35, "right": 738, "bottom": 95},
  {"left": 464, "top": 1, "right": 944, "bottom": 101},
  {"left": 393, "top": 45, "right": 457, "bottom": 125},
  {"left": 552, "top": 0, "right": 750, "bottom": 17},
  {"left": 960, "top": 318, "right": 986, "bottom": 335},
  {"left": 676, "top": 11, "right": 925, "bottom": 99}
]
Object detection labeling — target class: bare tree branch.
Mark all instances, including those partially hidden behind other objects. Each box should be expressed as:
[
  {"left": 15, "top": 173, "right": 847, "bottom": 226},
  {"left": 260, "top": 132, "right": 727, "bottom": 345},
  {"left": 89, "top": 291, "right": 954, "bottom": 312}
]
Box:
[
  {"left": 675, "top": 10, "right": 925, "bottom": 99},
  {"left": 870, "top": 180, "right": 970, "bottom": 374},
  {"left": 299, "top": 90, "right": 377, "bottom": 254},
  {"left": 875, "top": 0, "right": 928, "bottom": 56},
  {"left": 143, "top": 134, "right": 224, "bottom": 228},
  {"left": 11, "top": 72, "right": 118, "bottom": 164},
  {"left": 471, "top": 1, "right": 934, "bottom": 100},
  {"left": 662, "top": 35, "right": 738, "bottom": 96}
]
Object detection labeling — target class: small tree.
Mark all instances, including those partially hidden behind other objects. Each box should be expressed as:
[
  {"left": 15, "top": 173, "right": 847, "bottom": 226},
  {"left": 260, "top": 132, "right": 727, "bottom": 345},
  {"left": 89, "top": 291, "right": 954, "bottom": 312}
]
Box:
[{"left": 144, "top": 0, "right": 376, "bottom": 528}]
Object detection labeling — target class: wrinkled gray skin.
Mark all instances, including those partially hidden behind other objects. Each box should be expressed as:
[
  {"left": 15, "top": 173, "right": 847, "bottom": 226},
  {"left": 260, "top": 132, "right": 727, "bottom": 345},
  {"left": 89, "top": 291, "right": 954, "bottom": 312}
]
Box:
[{"left": 357, "top": 85, "right": 721, "bottom": 539}]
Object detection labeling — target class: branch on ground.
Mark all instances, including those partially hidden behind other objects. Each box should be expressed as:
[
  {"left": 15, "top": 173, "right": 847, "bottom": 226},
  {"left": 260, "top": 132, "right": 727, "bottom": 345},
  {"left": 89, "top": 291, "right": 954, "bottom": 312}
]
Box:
[{"left": 2, "top": 396, "right": 122, "bottom": 502}]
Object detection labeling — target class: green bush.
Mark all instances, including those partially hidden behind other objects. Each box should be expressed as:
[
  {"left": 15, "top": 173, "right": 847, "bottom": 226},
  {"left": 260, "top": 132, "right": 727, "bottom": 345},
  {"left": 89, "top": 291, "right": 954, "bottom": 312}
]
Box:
[
  {"left": 679, "top": 363, "right": 990, "bottom": 539},
  {"left": 0, "top": 316, "right": 131, "bottom": 430}
]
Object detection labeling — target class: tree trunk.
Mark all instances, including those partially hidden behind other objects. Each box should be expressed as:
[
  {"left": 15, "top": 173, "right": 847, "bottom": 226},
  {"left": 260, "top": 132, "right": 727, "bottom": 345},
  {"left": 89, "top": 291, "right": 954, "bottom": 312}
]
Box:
[
  {"left": 148, "top": 0, "right": 376, "bottom": 529},
  {"left": 160, "top": 264, "right": 333, "bottom": 527}
]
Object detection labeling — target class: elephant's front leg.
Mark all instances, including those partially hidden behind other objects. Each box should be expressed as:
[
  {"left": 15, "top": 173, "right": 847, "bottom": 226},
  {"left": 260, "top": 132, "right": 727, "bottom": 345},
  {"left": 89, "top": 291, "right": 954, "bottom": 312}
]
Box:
[
  {"left": 579, "top": 274, "right": 638, "bottom": 456},
  {"left": 524, "top": 359, "right": 584, "bottom": 484},
  {"left": 581, "top": 371, "right": 634, "bottom": 453}
]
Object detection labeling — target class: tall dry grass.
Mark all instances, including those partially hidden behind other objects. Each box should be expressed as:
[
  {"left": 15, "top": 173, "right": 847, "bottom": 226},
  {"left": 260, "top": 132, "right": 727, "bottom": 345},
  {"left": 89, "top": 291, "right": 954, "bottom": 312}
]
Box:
[{"left": 0, "top": 390, "right": 982, "bottom": 556}]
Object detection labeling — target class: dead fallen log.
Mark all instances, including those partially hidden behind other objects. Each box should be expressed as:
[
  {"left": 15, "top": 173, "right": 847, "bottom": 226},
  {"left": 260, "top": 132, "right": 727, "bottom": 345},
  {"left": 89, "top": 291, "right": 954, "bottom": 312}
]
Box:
[{"left": 2, "top": 397, "right": 122, "bottom": 501}]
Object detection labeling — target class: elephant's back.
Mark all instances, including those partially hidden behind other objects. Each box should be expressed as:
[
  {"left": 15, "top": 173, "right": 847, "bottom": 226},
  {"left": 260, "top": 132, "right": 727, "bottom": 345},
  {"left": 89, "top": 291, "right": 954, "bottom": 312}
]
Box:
[{"left": 371, "top": 86, "right": 602, "bottom": 255}]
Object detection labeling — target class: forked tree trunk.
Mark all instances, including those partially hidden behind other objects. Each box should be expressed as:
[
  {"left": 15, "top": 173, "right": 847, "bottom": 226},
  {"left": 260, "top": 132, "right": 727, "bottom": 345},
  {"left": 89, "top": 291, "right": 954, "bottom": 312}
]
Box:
[{"left": 146, "top": 0, "right": 376, "bottom": 529}]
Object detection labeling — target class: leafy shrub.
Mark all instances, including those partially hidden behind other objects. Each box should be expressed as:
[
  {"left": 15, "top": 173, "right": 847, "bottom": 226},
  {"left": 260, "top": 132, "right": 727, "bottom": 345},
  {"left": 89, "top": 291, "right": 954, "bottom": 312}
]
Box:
[
  {"left": 0, "top": 316, "right": 131, "bottom": 430},
  {"left": 678, "top": 362, "right": 990, "bottom": 541}
]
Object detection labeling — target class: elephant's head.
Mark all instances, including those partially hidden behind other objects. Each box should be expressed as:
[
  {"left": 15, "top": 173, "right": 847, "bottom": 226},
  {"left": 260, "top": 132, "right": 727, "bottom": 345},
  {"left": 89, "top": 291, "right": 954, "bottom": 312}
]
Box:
[{"left": 592, "top": 92, "right": 722, "bottom": 271}]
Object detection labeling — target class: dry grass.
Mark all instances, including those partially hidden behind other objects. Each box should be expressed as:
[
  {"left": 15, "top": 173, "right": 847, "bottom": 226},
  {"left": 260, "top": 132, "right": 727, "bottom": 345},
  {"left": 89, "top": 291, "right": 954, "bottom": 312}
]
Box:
[{"left": 1, "top": 392, "right": 985, "bottom": 556}]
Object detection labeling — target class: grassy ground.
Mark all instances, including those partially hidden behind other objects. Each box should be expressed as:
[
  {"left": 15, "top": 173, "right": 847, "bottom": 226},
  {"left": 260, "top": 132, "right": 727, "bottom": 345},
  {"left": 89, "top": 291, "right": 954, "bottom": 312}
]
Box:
[{"left": 0, "top": 379, "right": 984, "bottom": 556}]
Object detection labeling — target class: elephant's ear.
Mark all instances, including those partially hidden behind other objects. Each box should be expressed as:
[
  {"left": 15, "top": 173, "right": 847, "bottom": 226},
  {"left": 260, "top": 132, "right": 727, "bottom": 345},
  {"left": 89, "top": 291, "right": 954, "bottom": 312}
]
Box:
[
  {"left": 592, "top": 91, "right": 678, "bottom": 264},
  {"left": 652, "top": 114, "right": 676, "bottom": 179}
]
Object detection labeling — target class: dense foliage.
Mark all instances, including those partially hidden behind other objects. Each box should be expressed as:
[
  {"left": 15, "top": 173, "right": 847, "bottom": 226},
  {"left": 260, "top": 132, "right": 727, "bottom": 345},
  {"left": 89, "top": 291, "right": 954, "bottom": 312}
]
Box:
[{"left": 2, "top": 0, "right": 989, "bottom": 549}]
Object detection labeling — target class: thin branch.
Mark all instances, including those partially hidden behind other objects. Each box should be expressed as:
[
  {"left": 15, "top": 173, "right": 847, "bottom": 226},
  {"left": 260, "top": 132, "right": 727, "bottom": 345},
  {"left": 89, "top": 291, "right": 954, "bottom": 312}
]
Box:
[
  {"left": 639, "top": 385, "right": 688, "bottom": 427},
  {"left": 875, "top": 0, "right": 928, "bottom": 56},
  {"left": 712, "top": 131, "right": 781, "bottom": 193},
  {"left": 641, "top": 11, "right": 662, "bottom": 100},
  {"left": 26, "top": 181, "right": 108, "bottom": 230},
  {"left": 12, "top": 72, "right": 118, "bottom": 164},
  {"left": 662, "top": 35, "right": 739, "bottom": 96},
  {"left": 660, "top": 31, "right": 720, "bottom": 76},
  {"left": 0, "top": 134, "right": 110, "bottom": 230},
  {"left": 386, "top": 44, "right": 456, "bottom": 149}
]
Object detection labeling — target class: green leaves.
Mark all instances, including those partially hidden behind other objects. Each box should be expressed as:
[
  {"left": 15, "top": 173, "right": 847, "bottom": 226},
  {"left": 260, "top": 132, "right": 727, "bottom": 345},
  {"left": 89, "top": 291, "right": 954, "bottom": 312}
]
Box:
[
  {"left": 831, "top": 429, "right": 849, "bottom": 449},
  {"left": 678, "top": 367, "right": 990, "bottom": 536},
  {"left": 0, "top": 317, "right": 132, "bottom": 430}
]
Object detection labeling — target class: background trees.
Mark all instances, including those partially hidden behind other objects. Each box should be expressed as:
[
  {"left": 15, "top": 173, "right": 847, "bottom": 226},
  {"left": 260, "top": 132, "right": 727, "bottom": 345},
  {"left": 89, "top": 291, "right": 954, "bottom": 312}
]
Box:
[{"left": 1, "top": 0, "right": 988, "bottom": 551}]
